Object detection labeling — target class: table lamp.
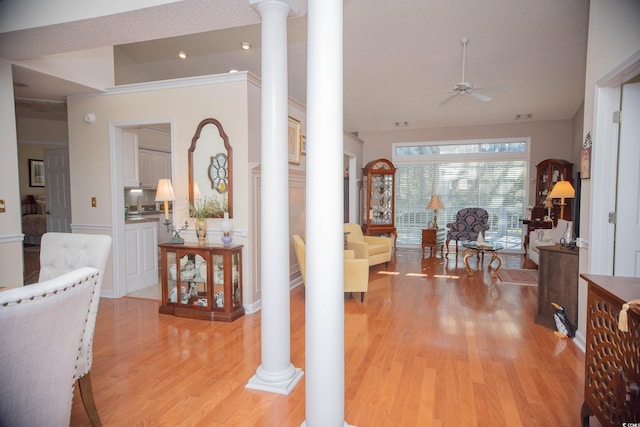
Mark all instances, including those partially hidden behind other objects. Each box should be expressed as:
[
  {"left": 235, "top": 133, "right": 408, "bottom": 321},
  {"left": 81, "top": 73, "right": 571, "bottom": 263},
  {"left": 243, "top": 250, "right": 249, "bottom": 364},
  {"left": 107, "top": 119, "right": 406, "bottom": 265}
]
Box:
[
  {"left": 155, "top": 179, "right": 187, "bottom": 244},
  {"left": 426, "top": 195, "right": 444, "bottom": 229},
  {"left": 548, "top": 180, "right": 575, "bottom": 220}
]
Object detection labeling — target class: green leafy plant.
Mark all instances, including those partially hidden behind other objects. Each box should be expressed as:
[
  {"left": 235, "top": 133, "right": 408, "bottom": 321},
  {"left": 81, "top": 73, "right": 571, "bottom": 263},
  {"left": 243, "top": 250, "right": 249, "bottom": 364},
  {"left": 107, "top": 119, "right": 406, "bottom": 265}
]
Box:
[{"left": 189, "top": 196, "right": 227, "bottom": 219}]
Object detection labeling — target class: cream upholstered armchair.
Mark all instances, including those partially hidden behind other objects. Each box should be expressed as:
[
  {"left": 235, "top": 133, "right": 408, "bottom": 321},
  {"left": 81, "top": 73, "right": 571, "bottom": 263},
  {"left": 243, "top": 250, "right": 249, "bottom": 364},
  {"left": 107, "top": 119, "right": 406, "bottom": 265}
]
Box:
[
  {"left": 292, "top": 234, "right": 369, "bottom": 301},
  {"left": 39, "top": 232, "right": 112, "bottom": 426},
  {"left": 0, "top": 267, "right": 100, "bottom": 426},
  {"left": 343, "top": 223, "right": 392, "bottom": 268}
]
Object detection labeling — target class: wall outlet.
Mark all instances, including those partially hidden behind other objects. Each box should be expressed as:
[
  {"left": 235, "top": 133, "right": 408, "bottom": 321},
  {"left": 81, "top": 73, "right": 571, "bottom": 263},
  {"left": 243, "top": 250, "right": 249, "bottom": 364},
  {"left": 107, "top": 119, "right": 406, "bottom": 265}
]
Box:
[
  {"left": 0, "top": 199, "right": 5, "bottom": 213},
  {"left": 91, "top": 197, "right": 97, "bottom": 207}
]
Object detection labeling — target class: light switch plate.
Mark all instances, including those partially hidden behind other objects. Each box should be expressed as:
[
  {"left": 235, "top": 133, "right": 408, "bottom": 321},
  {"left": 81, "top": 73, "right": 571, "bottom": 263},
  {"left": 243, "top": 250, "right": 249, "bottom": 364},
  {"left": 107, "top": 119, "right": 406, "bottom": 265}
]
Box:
[{"left": 91, "top": 197, "right": 97, "bottom": 207}]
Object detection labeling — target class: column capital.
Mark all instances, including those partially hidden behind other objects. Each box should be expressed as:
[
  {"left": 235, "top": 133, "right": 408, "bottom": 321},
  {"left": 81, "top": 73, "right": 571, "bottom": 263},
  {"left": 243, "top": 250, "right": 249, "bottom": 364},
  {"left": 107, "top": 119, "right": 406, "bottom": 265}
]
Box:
[{"left": 249, "top": 0, "right": 307, "bottom": 17}]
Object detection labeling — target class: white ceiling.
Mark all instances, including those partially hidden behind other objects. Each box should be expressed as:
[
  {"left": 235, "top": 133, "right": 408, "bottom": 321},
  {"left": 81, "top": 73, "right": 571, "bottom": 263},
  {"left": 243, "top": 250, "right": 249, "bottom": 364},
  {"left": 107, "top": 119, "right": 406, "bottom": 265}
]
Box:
[{"left": 4, "top": 0, "right": 590, "bottom": 134}]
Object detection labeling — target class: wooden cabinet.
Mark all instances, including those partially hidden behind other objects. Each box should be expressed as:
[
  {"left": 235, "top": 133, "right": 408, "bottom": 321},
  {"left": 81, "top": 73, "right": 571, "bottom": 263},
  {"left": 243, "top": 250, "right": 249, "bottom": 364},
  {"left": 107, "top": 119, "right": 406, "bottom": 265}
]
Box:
[
  {"left": 422, "top": 228, "right": 445, "bottom": 257},
  {"left": 159, "top": 243, "right": 244, "bottom": 322},
  {"left": 139, "top": 148, "right": 171, "bottom": 188},
  {"left": 362, "top": 158, "right": 397, "bottom": 243},
  {"left": 535, "top": 244, "right": 578, "bottom": 330},
  {"left": 534, "top": 159, "right": 573, "bottom": 221},
  {"left": 580, "top": 274, "right": 640, "bottom": 426}
]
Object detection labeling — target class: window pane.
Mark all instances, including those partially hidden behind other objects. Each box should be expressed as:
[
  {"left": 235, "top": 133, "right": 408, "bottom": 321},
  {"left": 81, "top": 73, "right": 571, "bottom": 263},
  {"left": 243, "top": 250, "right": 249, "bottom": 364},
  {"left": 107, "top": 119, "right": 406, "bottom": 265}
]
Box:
[{"left": 395, "top": 160, "right": 526, "bottom": 251}]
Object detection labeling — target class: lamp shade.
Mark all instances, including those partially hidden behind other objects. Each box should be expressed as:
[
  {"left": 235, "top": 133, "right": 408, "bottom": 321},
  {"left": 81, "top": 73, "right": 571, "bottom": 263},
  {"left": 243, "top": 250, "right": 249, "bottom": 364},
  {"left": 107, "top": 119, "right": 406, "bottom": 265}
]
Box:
[
  {"left": 155, "top": 179, "right": 175, "bottom": 202},
  {"left": 426, "top": 195, "right": 444, "bottom": 210},
  {"left": 548, "top": 181, "right": 575, "bottom": 199}
]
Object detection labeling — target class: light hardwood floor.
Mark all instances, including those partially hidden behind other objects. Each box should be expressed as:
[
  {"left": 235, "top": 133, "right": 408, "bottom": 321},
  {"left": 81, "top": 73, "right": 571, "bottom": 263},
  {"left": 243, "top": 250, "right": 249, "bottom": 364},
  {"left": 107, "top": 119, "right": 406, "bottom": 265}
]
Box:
[{"left": 68, "top": 248, "right": 588, "bottom": 426}]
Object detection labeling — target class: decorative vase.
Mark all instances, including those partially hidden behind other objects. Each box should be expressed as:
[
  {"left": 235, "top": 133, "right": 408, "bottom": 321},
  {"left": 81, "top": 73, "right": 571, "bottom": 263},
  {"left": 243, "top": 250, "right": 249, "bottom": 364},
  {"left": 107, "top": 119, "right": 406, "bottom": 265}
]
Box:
[
  {"left": 221, "top": 235, "right": 233, "bottom": 247},
  {"left": 195, "top": 218, "right": 207, "bottom": 245},
  {"left": 220, "top": 212, "right": 233, "bottom": 246}
]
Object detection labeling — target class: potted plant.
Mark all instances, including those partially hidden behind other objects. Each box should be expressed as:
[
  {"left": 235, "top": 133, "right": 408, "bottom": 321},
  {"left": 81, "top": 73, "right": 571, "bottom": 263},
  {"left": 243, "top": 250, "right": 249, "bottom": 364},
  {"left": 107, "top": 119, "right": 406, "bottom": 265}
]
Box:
[{"left": 189, "top": 197, "right": 216, "bottom": 245}]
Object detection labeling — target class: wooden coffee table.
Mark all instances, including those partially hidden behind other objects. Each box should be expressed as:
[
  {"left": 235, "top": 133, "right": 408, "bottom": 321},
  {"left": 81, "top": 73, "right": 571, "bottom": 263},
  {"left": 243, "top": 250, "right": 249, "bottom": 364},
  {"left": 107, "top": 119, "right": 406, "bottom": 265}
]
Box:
[{"left": 461, "top": 241, "right": 504, "bottom": 277}]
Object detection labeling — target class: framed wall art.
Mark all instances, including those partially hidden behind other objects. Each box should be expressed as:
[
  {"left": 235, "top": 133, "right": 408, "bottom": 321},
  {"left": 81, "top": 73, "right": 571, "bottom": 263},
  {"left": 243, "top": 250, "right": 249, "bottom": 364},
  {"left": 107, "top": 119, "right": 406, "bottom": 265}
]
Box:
[
  {"left": 29, "top": 159, "right": 45, "bottom": 187},
  {"left": 288, "top": 116, "right": 301, "bottom": 165}
]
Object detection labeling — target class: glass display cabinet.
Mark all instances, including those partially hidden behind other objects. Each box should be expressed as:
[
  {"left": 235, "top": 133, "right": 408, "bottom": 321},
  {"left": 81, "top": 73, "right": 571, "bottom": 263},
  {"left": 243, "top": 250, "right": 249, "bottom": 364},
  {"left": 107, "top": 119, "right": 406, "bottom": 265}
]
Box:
[
  {"left": 361, "top": 158, "right": 397, "bottom": 244},
  {"left": 535, "top": 159, "right": 573, "bottom": 220},
  {"left": 159, "top": 242, "right": 244, "bottom": 322}
]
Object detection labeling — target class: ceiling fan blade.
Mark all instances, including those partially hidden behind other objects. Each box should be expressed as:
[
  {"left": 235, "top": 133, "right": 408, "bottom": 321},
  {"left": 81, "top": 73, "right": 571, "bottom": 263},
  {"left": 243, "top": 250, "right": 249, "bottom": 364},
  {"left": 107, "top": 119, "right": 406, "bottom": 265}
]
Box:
[
  {"left": 473, "top": 84, "right": 508, "bottom": 92},
  {"left": 470, "top": 92, "right": 492, "bottom": 103},
  {"left": 439, "top": 94, "right": 458, "bottom": 106}
]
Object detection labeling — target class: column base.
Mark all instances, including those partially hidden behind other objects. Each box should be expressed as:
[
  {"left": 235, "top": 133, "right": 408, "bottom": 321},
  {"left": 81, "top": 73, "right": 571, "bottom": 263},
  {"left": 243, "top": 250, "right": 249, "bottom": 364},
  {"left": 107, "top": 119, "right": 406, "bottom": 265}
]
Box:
[
  {"left": 246, "top": 363, "right": 304, "bottom": 395},
  {"left": 301, "top": 422, "right": 354, "bottom": 427}
]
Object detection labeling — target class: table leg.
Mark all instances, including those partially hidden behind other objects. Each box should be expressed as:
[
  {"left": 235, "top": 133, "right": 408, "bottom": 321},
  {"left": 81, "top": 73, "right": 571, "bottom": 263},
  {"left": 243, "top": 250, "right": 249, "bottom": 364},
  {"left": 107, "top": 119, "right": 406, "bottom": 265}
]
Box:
[
  {"left": 487, "top": 250, "right": 502, "bottom": 277},
  {"left": 463, "top": 249, "right": 475, "bottom": 276}
]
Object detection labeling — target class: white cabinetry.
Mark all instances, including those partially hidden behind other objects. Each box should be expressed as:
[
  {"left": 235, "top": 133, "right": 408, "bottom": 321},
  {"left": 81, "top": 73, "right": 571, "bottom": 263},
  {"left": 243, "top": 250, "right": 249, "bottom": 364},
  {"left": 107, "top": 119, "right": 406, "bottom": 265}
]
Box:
[
  {"left": 139, "top": 148, "right": 171, "bottom": 188},
  {"left": 125, "top": 220, "right": 158, "bottom": 293},
  {"left": 123, "top": 129, "right": 140, "bottom": 188}
]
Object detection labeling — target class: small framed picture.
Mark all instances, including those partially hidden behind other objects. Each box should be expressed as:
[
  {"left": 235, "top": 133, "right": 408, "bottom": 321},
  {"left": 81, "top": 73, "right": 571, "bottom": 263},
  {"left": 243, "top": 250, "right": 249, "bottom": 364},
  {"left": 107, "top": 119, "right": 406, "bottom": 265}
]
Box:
[
  {"left": 288, "top": 116, "right": 301, "bottom": 165},
  {"left": 29, "top": 159, "right": 45, "bottom": 187}
]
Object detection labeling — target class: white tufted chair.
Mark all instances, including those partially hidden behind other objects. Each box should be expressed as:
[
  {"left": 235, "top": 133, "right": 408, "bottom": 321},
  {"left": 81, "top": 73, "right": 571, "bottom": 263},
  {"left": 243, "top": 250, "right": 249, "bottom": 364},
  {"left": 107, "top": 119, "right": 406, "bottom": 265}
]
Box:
[
  {"left": 39, "top": 232, "right": 112, "bottom": 426},
  {"left": 0, "top": 267, "right": 100, "bottom": 426}
]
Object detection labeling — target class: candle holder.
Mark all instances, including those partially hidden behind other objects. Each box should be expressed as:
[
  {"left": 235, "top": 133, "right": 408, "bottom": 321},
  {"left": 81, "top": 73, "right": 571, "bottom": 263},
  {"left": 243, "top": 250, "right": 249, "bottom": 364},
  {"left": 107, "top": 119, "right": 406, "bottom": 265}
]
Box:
[{"left": 165, "top": 220, "right": 188, "bottom": 244}]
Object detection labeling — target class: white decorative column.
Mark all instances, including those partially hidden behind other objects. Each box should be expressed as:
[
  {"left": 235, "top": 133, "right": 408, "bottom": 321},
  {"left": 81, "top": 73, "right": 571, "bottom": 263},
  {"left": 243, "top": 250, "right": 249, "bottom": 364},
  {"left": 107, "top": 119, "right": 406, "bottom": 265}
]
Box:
[
  {"left": 246, "top": 0, "right": 305, "bottom": 395},
  {"left": 304, "top": 1, "right": 349, "bottom": 426}
]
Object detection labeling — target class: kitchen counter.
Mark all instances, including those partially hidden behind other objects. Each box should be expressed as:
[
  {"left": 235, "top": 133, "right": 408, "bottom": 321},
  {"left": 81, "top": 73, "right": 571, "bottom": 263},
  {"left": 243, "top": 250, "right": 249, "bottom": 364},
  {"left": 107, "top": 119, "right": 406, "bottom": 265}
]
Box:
[{"left": 125, "top": 215, "right": 160, "bottom": 225}]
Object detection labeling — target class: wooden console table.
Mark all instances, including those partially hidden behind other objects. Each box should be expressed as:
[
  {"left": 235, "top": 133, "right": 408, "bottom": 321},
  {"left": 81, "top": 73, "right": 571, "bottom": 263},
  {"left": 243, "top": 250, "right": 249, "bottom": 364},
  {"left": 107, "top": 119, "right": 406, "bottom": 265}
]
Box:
[
  {"left": 535, "top": 244, "right": 578, "bottom": 330},
  {"left": 158, "top": 242, "right": 244, "bottom": 322},
  {"left": 580, "top": 274, "right": 640, "bottom": 426}
]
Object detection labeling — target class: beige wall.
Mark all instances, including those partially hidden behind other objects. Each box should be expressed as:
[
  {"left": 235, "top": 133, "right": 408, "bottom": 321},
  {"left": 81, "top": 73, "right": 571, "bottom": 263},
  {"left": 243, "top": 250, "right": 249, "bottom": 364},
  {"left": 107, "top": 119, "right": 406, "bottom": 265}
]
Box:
[
  {"left": 573, "top": 0, "right": 640, "bottom": 340},
  {"left": 0, "top": 59, "right": 23, "bottom": 286},
  {"left": 67, "top": 74, "right": 251, "bottom": 297},
  {"left": 358, "top": 118, "right": 576, "bottom": 207}
]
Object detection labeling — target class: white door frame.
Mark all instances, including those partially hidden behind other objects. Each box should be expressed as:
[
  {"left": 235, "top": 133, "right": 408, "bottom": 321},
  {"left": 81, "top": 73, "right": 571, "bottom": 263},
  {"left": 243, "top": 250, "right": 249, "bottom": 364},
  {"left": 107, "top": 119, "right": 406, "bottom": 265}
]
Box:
[
  {"left": 589, "top": 51, "right": 640, "bottom": 274},
  {"left": 109, "top": 119, "right": 175, "bottom": 298}
]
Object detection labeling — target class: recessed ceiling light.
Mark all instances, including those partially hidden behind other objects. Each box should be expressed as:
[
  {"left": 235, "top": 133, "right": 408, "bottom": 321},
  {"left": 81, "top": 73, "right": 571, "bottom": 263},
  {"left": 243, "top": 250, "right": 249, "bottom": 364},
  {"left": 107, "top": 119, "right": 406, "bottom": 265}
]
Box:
[
  {"left": 178, "top": 51, "right": 187, "bottom": 60},
  {"left": 241, "top": 41, "right": 251, "bottom": 50},
  {"left": 228, "top": 69, "right": 239, "bottom": 73}
]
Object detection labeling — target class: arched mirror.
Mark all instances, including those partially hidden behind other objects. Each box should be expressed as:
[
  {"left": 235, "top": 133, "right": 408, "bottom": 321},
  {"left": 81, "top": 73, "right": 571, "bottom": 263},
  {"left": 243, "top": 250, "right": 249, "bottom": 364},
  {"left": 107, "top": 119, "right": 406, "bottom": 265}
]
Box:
[{"left": 188, "top": 118, "right": 232, "bottom": 217}]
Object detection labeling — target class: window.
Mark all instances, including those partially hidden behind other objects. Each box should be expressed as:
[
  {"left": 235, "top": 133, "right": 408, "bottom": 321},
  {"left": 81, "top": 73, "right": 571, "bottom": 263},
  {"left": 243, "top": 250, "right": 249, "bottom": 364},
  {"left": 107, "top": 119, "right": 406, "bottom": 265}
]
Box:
[{"left": 393, "top": 138, "right": 529, "bottom": 251}]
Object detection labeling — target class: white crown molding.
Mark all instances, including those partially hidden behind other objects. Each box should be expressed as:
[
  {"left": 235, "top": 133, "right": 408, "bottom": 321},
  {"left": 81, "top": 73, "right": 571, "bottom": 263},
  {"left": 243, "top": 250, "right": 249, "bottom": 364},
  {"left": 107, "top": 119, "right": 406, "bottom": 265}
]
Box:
[{"left": 70, "top": 71, "right": 254, "bottom": 99}]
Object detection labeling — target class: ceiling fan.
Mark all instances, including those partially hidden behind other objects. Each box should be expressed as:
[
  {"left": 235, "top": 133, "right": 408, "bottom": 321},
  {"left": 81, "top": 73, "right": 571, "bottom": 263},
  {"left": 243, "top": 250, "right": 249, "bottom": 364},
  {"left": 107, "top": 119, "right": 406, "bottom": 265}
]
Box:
[{"left": 438, "top": 37, "right": 502, "bottom": 106}]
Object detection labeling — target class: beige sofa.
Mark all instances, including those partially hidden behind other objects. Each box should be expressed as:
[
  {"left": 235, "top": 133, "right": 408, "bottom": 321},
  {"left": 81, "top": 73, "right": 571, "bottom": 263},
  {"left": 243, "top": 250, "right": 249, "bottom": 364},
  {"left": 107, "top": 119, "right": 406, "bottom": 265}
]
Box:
[
  {"left": 344, "top": 223, "right": 392, "bottom": 268},
  {"left": 528, "top": 219, "right": 572, "bottom": 265}
]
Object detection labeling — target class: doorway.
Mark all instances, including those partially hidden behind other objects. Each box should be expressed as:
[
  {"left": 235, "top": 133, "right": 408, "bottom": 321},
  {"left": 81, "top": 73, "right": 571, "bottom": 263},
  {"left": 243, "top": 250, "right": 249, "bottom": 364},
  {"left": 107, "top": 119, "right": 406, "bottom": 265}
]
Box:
[
  {"left": 590, "top": 53, "right": 640, "bottom": 275},
  {"left": 110, "top": 120, "right": 175, "bottom": 298}
]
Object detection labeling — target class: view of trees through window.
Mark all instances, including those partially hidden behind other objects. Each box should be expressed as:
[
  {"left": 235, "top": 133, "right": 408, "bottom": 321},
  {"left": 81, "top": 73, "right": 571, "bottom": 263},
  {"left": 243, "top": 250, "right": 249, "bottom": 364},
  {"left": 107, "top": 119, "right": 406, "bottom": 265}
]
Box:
[{"left": 393, "top": 140, "right": 528, "bottom": 251}]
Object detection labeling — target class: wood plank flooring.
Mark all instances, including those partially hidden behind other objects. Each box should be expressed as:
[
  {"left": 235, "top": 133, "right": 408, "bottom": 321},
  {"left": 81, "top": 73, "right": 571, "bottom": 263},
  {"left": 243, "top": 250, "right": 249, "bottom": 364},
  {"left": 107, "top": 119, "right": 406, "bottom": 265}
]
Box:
[{"left": 69, "top": 248, "right": 588, "bottom": 426}]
